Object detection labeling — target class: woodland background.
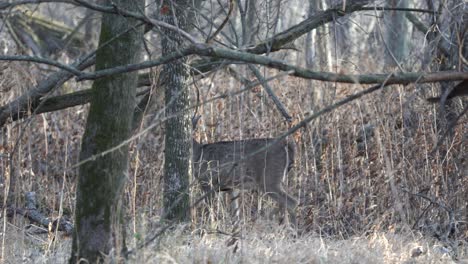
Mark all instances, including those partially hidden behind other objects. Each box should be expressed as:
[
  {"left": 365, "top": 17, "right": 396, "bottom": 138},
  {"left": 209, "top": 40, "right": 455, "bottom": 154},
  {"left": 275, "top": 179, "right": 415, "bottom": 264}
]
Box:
[{"left": 0, "top": 0, "right": 467, "bottom": 263}]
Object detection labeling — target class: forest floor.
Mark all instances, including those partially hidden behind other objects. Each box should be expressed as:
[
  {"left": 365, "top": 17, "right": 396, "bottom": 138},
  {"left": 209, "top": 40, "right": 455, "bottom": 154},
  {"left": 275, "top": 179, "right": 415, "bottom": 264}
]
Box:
[{"left": 2, "top": 219, "right": 467, "bottom": 264}]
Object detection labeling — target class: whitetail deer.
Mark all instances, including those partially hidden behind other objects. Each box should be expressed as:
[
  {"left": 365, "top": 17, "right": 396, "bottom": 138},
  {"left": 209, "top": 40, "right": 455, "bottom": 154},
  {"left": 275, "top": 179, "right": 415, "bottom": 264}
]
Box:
[
  {"left": 192, "top": 132, "right": 297, "bottom": 225},
  {"left": 426, "top": 80, "right": 468, "bottom": 103}
]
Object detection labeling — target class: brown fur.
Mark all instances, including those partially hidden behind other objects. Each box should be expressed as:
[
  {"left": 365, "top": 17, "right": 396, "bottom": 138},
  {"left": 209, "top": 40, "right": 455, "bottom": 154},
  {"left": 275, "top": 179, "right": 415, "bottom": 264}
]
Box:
[
  {"left": 426, "top": 80, "right": 468, "bottom": 103},
  {"left": 193, "top": 138, "right": 297, "bottom": 224}
]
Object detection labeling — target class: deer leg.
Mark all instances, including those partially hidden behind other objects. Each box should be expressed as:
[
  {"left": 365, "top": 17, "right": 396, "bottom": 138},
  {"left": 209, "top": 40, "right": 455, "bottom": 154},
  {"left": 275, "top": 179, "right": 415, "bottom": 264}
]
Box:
[
  {"left": 198, "top": 182, "right": 215, "bottom": 222},
  {"left": 200, "top": 185, "right": 216, "bottom": 207},
  {"left": 200, "top": 168, "right": 232, "bottom": 224},
  {"left": 199, "top": 161, "right": 222, "bottom": 209},
  {"left": 229, "top": 190, "right": 241, "bottom": 221},
  {"left": 265, "top": 186, "right": 297, "bottom": 227},
  {"left": 226, "top": 189, "right": 242, "bottom": 251}
]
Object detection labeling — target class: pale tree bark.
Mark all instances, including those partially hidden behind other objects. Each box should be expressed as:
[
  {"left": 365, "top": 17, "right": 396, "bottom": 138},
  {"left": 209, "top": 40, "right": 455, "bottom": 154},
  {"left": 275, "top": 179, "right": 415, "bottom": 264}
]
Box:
[
  {"left": 385, "top": 0, "right": 412, "bottom": 68},
  {"left": 304, "top": 0, "right": 315, "bottom": 68},
  {"left": 311, "top": 0, "right": 332, "bottom": 72},
  {"left": 307, "top": 0, "right": 333, "bottom": 105},
  {"left": 70, "top": 0, "right": 144, "bottom": 262},
  {"left": 305, "top": 0, "right": 333, "bottom": 185},
  {"left": 242, "top": 0, "right": 259, "bottom": 45},
  {"left": 160, "top": 0, "right": 202, "bottom": 222}
]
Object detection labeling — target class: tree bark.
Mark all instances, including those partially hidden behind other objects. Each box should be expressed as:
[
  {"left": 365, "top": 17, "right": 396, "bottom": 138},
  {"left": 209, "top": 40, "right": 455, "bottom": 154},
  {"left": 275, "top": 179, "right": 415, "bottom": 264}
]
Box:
[
  {"left": 308, "top": 0, "right": 333, "bottom": 105},
  {"left": 385, "top": 0, "right": 411, "bottom": 67},
  {"left": 160, "top": 0, "right": 201, "bottom": 222},
  {"left": 70, "top": 0, "right": 144, "bottom": 262}
]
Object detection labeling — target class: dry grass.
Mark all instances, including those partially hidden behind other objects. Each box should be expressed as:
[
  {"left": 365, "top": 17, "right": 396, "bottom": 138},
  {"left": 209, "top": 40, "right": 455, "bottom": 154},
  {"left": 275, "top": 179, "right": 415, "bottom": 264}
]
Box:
[
  {"left": 128, "top": 225, "right": 465, "bottom": 264},
  {"left": 2, "top": 221, "right": 466, "bottom": 263}
]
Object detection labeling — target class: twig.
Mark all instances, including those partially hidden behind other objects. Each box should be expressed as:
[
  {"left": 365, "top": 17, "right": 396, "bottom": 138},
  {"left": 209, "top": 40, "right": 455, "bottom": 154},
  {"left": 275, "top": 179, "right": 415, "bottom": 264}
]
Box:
[
  {"left": 206, "top": 0, "right": 234, "bottom": 43},
  {"left": 406, "top": 12, "right": 450, "bottom": 57},
  {"left": 0, "top": 55, "right": 82, "bottom": 75}
]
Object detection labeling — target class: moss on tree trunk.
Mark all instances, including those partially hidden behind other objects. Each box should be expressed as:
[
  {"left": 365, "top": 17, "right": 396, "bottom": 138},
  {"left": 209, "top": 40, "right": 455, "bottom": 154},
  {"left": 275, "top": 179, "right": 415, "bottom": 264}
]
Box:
[{"left": 70, "top": 0, "right": 144, "bottom": 262}]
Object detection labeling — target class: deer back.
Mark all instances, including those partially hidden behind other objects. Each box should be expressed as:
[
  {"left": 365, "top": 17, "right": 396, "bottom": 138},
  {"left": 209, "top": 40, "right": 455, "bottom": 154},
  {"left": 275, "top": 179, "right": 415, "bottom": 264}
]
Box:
[{"left": 192, "top": 138, "right": 294, "bottom": 191}]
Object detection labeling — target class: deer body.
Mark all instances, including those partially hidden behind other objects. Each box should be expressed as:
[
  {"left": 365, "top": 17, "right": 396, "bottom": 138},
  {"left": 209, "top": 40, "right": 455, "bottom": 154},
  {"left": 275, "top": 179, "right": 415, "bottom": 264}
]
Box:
[{"left": 192, "top": 138, "right": 297, "bottom": 224}]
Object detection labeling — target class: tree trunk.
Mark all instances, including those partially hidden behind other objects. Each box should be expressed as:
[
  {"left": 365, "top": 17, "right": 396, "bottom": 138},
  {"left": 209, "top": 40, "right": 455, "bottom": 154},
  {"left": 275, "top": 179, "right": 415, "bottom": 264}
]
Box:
[
  {"left": 245, "top": 0, "right": 259, "bottom": 45},
  {"left": 160, "top": 0, "right": 200, "bottom": 222},
  {"left": 385, "top": 0, "right": 411, "bottom": 67},
  {"left": 70, "top": 0, "right": 144, "bottom": 262}
]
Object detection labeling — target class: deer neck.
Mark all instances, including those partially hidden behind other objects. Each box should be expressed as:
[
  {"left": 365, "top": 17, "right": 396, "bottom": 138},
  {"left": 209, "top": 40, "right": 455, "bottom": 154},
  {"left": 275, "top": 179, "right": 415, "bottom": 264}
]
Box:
[{"left": 192, "top": 139, "right": 202, "bottom": 161}]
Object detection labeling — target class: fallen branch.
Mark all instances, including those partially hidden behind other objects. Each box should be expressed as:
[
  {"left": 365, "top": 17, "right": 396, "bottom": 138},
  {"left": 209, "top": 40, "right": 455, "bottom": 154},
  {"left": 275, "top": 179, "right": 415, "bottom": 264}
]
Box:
[{"left": 6, "top": 192, "right": 73, "bottom": 235}]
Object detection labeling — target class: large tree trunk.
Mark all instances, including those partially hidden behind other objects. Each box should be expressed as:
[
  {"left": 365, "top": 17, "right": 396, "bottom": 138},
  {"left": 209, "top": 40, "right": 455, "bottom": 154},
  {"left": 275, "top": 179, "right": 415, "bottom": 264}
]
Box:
[
  {"left": 161, "top": 0, "right": 200, "bottom": 222},
  {"left": 70, "top": 0, "right": 144, "bottom": 262}
]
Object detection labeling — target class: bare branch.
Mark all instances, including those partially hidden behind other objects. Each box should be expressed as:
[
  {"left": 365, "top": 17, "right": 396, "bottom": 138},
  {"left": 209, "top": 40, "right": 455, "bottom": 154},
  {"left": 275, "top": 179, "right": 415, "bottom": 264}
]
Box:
[
  {"left": 247, "top": 64, "right": 292, "bottom": 122},
  {"left": 5, "top": 69, "right": 294, "bottom": 124},
  {"left": 0, "top": 0, "right": 77, "bottom": 10},
  {"left": 76, "top": 46, "right": 194, "bottom": 80},
  {"left": 2, "top": 43, "right": 468, "bottom": 128},
  {"left": 360, "top": 7, "right": 440, "bottom": 13},
  {"left": 406, "top": 12, "right": 450, "bottom": 57},
  {"left": 0, "top": 55, "right": 82, "bottom": 75},
  {"left": 244, "top": 0, "right": 372, "bottom": 53},
  {"left": 0, "top": 57, "right": 94, "bottom": 127},
  {"left": 72, "top": 0, "right": 198, "bottom": 43},
  {"left": 0, "top": 21, "right": 148, "bottom": 127},
  {"left": 206, "top": 0, "right": 234, "bottom": 43},
  {"left": 78, "top": 43, "right": 468, "bottom": 84},
  {"left": 0, "top": 0, "right": 198, "bottom": 43}
]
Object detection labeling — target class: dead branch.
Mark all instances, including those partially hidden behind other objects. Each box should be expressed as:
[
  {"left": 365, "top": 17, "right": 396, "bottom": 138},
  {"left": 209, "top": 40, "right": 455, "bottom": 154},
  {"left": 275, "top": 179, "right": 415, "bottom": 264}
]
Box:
[
  {"left": 205, "top": 0, "right": 234, "bottom": 43},
  {"left": 6, "top": 192, "right": 73, "bottom": 235}
]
